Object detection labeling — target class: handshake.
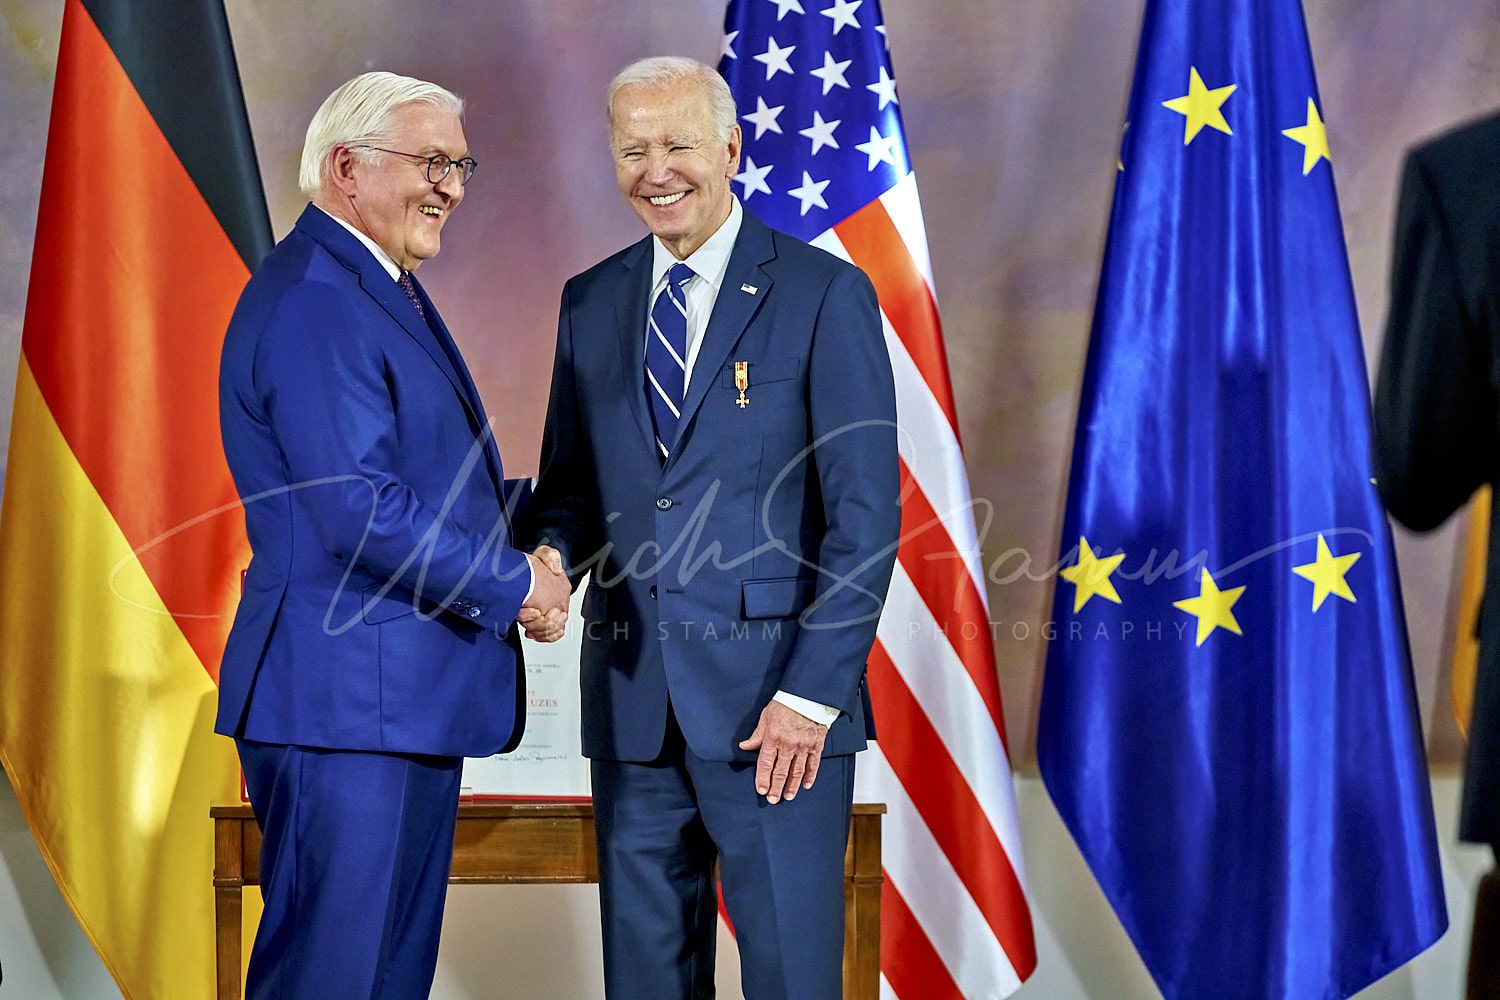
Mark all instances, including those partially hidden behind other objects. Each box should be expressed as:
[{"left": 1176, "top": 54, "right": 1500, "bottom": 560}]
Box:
[{"left": 517, "top": 545, "right": 570, "bottom": 643}]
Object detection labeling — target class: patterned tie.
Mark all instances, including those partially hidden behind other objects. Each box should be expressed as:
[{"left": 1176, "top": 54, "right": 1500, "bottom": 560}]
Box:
[
  {"left": 645, "top": 262, "right": 694, "bottom": 459},
  {"left": 398, "top": 270, "right": 425, "bottom": 319}
]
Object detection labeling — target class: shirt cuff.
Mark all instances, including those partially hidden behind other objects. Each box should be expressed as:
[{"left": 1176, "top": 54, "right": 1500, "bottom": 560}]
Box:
[
  {"left": 521, "top": 555, "right": 536, "bottom": 605},
  {"left": 773, "top": 690, "right": 839, "bottom": 725}
]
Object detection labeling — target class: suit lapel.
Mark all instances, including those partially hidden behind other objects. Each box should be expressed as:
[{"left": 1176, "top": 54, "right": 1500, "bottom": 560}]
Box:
[
  {"left": 407, "top": 274, "right": 509, "bottom": 498},
  {"left": 299, "top": 206, "right": 480, "bottom": 428},
  {"left": 672, "top": 215, "right": 775, "bottom": 462},
  {"left": 297, "top": 206, "right": 504, "bottom": 496},
  {"left": 360, "top": 270, "right": 477, "bottom": 421},
  {"left": 613, "top": 236, "right": 658, "bottom": 456}
]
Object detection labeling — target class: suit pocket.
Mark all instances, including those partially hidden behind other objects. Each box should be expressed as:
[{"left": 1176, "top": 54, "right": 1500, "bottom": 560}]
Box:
[
  {"left": 360, "top": 585, "right": 420, "bottom": 624},
  {"left": 719, "top": 357, "right": 803, "bottom": 388},
  {"left": 741, "top": 576, "right": 816, "bottom": 619}
]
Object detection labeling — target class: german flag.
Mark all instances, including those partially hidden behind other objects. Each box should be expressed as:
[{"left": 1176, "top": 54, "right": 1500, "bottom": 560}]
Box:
[{"left": 0, "top": 1, "right": 269, "bottom": 996}]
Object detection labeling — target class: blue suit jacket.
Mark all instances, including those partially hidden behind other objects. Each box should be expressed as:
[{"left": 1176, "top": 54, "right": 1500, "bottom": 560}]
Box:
[
  {"left": 216, "top": 205, "right": 529, "bottom": 757},
  {"left": 522, "top": 210, "right": 900, "bottom": 762}
]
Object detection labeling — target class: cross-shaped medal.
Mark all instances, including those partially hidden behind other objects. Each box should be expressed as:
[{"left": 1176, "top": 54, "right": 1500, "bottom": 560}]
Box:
[{"left": 734, "top": 361, "right": 749, "bottom": 408}]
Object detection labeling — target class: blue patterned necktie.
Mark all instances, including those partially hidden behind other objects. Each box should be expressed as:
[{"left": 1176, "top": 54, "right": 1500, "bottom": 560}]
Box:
[
  {"left": 645, "top": 262, "right": 694, "bottom": 459},
  {"left": 398, "top": 270, "right": 425, "bottom": 318}
]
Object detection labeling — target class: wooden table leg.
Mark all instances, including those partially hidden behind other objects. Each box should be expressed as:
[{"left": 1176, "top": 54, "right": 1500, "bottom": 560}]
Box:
[
  {"left": 214, "top": 884, "right": 242, "bottom": 1000},
  {"left": 845, "top": 809, "right": 883, "bottom": 1000},
  {"left": 213, "top": 811, "right": 245, "bottom": 1000}
]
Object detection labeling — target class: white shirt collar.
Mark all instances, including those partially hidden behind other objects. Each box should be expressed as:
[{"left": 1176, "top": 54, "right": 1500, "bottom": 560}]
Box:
[
  {"left": 315, "top": 204, "right": 402, "bottom": 281},
  {"left": 650, "top": 197, "right": 742, "bottom": 294}
]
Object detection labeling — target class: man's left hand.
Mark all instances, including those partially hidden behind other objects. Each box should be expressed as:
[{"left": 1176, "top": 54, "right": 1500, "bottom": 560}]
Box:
[{"left": 738, "top": 701, "right": 829, "bottom": 804}]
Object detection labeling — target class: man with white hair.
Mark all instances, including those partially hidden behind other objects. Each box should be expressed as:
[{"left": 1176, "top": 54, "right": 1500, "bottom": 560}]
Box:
[
  {"left": 217, "top": 71, "right": 569, "bottom": 998},
  {"left": 522, "top": 56, "right": 899, "bottom": 1000}
]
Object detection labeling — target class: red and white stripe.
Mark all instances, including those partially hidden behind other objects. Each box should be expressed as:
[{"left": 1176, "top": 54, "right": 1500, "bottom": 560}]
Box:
[{"left": 812, "top": 171, "right": 1038, "bottom": 998}]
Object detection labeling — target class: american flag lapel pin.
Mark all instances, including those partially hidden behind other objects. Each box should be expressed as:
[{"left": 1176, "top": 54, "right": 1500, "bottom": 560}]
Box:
[{"left": 740, "top": 283, "right": 757, "bottom": 295}]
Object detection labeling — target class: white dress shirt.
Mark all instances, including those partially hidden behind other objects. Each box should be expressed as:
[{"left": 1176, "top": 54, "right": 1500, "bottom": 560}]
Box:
[{"left": 320, "top": 205, "right": 401, "bottom": 280}]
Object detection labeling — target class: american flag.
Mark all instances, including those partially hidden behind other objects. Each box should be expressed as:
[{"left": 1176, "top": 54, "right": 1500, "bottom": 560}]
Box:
[{"left": 719, "top": 2, "right": 1038, "bottom": 996}]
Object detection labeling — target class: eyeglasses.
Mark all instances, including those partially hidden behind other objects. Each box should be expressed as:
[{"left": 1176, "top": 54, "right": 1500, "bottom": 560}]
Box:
[{"left": 359, "top": 146, "right": 478, "bottom": 185}]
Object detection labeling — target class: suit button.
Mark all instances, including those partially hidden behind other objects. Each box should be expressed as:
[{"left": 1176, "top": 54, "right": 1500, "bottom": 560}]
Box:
[
  {"left": 656, "top": 497, "right": 673, "bottom": 510},
  {"left": 649, "top": 586, "right": 658, "bottom": 599}
]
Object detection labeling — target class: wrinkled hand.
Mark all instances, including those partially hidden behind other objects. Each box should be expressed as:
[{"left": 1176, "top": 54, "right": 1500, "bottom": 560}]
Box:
[
  {"left": 519, "top": 546, "right": 569, "bottom": 642},
  {"left": 738, "top": 700, "right": 829, "bottom": 804}
]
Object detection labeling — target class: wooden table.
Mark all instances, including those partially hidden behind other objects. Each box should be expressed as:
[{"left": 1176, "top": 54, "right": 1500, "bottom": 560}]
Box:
[{"left": 213, "top": 800, "right": 884, "bottom": 999}]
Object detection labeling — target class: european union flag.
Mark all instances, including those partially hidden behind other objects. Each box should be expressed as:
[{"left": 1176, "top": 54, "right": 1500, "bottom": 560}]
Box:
[{"left": 1036, "top": 1, "right": 1448, "bottom": 997}]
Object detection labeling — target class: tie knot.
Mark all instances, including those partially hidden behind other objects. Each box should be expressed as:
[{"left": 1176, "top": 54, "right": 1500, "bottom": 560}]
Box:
[{"left": 667, "top": 262, "right": 695, "bottom": 289}]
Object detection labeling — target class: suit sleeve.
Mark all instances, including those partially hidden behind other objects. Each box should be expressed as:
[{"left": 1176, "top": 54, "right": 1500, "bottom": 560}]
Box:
[
  {"left": 1374, "top": 150, "right": 1498, "bottom": 531},
  {"left": 776, "top": 263, "right": 900, "bottom": 709},
  {"left": 517, "top": 279, "right": 602, "bottom": 582},
  {"left": 254, "top": 280, "right": 533, "bottom": 631}
]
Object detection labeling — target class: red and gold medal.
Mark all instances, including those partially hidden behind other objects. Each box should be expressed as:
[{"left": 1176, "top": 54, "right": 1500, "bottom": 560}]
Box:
[{"left": 734, "top": 361, "right": 749, "bottom": 408}]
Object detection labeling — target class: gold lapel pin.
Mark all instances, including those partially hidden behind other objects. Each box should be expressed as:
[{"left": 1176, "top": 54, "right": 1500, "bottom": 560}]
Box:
[{"left": 734, "top": 361, "right": 750, "bottom": 408}]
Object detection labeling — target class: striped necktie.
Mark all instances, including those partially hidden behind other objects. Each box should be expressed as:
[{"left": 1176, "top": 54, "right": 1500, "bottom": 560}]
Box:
[{"left": 646, "top": 262, "right": 694, "bottom": 459}]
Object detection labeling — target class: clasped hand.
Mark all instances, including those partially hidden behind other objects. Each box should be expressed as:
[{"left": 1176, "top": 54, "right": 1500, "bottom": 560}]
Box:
[{"left": 518, "top": 544, "right": 570, "bottom": 642}]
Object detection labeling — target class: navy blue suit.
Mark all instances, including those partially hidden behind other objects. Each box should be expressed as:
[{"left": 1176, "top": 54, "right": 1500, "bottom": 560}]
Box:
[
  {"left": 522, "top": 210, "right": 899, "bottom": 999},
  {"left": 218, "top": 205, "right": 531, "bottom": 998}
]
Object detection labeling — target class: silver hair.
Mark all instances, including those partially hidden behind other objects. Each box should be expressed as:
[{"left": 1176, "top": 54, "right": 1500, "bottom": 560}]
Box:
[
  {"left": 605, "top": 56, "right": 737, "bottom": 139},
  {"left": 299, "top": 71, "right": 464, "bottom": 199}
]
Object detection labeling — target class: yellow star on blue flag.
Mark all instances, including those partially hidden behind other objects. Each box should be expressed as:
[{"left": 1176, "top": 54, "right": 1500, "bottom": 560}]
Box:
[
  {"left": 1060, "top": 536, "right": 1125, "bottom": 612},
  {"left": 1292, "top": 532, "right": 1360, "bottom": 610},
  {"left": 1162, "top": 67, "right": 1235, "bottom": 144},
  {"left": 1282, "top": 98, "right": 1331, "bottom": 175}
]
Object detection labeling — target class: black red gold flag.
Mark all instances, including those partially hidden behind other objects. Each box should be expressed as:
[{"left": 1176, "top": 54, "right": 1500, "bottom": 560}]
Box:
[{"left": 0, "top": 1, "right": 269, "bottom": 995}]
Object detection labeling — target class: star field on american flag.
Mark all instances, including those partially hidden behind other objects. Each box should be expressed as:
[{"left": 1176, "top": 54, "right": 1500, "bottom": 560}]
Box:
[{"left": 719, "top": 0, "right": 909, "bottom": 240}]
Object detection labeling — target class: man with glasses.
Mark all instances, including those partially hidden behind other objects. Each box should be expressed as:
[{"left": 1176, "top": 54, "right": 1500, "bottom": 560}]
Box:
[{"left": 216, "top": 71, "right": 569, "bottom": 999}]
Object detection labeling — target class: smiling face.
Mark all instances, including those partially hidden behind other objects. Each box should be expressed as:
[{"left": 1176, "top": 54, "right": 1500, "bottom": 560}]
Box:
[
  {"left": 332, "top": 101, "right": 467, "bottom": 271},
  {"left": 610, "top": 78, "right": 741, "bottom": 260}
]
